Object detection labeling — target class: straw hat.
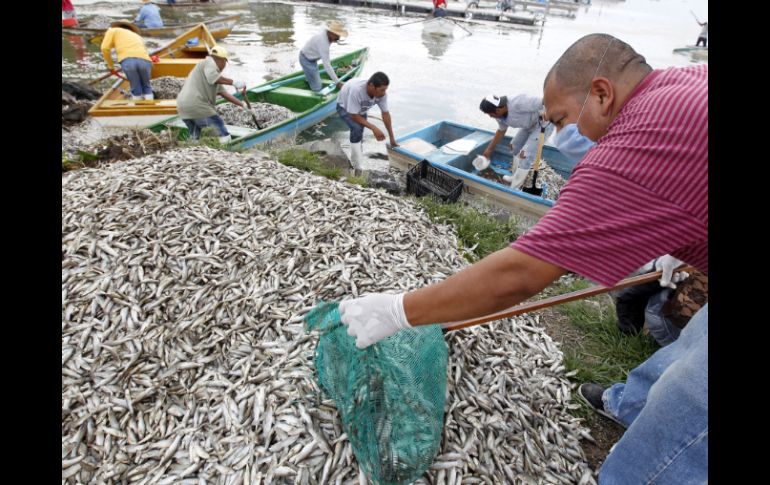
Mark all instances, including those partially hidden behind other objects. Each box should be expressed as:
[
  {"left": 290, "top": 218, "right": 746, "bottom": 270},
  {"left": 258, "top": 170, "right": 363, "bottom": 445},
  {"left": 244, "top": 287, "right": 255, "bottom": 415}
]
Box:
[
  {"left": 326, "top": 20, "right": 348, "bottom": 39},
  {"left": 110, "top": 21, "right": 141, "bottom": 35}
]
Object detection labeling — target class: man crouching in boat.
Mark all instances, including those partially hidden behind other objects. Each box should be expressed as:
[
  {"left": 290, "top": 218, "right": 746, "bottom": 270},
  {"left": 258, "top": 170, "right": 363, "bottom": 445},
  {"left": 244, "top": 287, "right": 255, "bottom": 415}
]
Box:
[
  {"left": 336, "top": 72, "right": 399, "bottom": 175},
  {"left": 176, "top": 46, "right": 250, "bottom": 145}
]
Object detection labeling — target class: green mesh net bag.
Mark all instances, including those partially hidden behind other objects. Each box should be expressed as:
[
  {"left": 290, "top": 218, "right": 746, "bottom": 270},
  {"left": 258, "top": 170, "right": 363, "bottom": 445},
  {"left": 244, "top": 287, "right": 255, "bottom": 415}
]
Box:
[{"left": 304, "top": 301, "right": 448, "bottom": 485}]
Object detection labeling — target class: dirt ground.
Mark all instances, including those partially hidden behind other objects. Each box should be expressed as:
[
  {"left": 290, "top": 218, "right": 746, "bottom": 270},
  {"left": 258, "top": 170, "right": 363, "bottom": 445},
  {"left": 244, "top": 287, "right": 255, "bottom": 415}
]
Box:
[{"left": 536, "top": 306, "right": 626, "bottom": 472}]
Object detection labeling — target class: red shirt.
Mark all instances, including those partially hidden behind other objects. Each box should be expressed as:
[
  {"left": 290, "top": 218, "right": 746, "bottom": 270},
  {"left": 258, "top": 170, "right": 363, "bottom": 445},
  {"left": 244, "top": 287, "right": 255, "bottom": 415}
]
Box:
[
  {"left": 63, "top": 0, "right": 75, "bottom": 11},
  {"left": 512, "top": 65, "right": 708, "bottom": 286},
  {"left": 433, "top": 0, "right": 447, "bottom": 8}
]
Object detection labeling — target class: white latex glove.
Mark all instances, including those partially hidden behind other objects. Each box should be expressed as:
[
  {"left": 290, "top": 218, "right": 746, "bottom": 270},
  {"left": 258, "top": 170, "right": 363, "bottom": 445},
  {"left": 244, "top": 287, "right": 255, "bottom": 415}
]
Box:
[
  {"left": 339, "top": 293, "right": 411, "bottom": 349},
  {"left": 472, "top": 155, "right": 490, "bottom": 171},
  {"left": 233, "top": 80, "right": 246, "bottom": 91},
  {"left": 640, "top": 255, "right": 689, "bottom": 289}
]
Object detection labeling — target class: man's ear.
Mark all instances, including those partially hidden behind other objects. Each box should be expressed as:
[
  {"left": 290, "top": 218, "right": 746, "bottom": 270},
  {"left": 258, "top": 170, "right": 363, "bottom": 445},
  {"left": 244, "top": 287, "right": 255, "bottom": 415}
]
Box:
[{"left": 591, "top": 77, "right": 614, "bottom": 116}]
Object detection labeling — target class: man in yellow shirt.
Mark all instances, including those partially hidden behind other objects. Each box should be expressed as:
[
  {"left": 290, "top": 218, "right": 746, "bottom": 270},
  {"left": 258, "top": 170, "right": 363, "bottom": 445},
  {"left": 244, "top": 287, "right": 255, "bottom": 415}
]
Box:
[{"left": 100, "top": 21, "right": 154, "bottom": 100}]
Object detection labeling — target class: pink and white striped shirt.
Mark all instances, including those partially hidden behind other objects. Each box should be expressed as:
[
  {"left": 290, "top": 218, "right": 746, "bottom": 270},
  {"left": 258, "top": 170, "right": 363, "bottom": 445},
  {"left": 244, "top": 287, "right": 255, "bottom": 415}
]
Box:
[{"left": 512, "top": 65, "right": 708, "bottom": 287}]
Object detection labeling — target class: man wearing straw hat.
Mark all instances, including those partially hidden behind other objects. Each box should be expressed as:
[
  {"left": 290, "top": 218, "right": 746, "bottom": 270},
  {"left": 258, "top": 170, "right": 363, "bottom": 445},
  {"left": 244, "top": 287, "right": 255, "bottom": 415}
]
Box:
[
  {"left": 299, "top": 20, "right": 349, "bottom": 93},
  {"left": 100, "top": 21, "right": 154, "bottom": 100},
  {"left": 176, "top": 46, "right": 250, "bottom": 145}
]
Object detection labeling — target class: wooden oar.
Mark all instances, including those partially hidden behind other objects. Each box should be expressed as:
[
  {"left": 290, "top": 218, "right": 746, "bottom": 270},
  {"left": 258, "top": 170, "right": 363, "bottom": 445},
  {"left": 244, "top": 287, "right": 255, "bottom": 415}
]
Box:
[
  {"left": 447, "top": 17, "right": 473, "bottom": 35},
  {"left": 239, "top": 88, "right": 262, "bottom": 130},
  {"left": 88, "top": 69, "right": 127, "bottom": 86},
  {"left": 441, "top": 265, "right": 696, "bottom": 332},
  {"left": 395, "top": 16, "right": 432, "bottom": 27}
]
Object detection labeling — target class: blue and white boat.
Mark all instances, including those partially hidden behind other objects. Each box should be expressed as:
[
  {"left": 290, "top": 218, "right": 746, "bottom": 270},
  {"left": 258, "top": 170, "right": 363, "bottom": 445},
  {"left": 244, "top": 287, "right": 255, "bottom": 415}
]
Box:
[{"left": 387, "top": 120, "right": 575, "bottom": 219}]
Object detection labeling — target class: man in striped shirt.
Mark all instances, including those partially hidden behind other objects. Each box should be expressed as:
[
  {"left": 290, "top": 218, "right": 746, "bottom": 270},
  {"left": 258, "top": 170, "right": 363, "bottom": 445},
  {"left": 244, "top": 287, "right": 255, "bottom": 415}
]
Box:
[{"left": 338, "top": 33, "right": 707, "bottom": 484}]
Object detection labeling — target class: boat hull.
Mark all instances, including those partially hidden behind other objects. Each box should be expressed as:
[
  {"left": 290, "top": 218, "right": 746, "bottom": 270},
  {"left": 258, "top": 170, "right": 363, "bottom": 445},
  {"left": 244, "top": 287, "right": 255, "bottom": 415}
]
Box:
[
  {"left": 147, "top": 48, "right": 370, "bottom": 151},
  {"left": 88, "top": 24, "right": 219, "bottom": 126},
  {"left": 388, "top": 120, "right": 574, "bottom": 220},
  {"left": 62, "top": 15, "right": 241, "bottom": 40}
]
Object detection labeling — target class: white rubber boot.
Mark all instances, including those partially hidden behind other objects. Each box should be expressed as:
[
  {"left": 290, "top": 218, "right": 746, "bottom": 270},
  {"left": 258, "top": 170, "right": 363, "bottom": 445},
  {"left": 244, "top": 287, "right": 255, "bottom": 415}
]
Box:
[
  {"left": 218, "top": 134, "right": 232, "bottom": 144},
  {"left": 506, "top": 168, "right": 530, "bottom": 189},
  {"left": 349, "top": 142, "right": 364, "bottom": 171}
]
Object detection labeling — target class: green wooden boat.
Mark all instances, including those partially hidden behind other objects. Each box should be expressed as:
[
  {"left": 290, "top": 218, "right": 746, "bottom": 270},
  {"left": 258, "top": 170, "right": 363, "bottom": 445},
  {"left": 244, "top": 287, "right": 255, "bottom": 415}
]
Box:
[{"left": 147, "top": 48, "right": 368, "bottom": 151}]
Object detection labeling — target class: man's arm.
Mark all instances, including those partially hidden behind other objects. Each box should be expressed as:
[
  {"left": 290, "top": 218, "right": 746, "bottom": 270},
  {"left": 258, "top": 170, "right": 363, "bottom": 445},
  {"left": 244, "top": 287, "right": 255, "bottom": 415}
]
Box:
[
  {"left": 381, "top": 111, "right": 397, "bottom": 147},
  {"left": 321, "top": 52, "right": 341, "bottom": 85},
  {"left": 482, "top": 129, "right": 507, "bottom": 159},
  {"left": 135, "top": 8, "right": 146, "bottom": 25},
  {"left": 350, "top": 113, "right": 385, "bottom": 141},
  {"left": 403, "top": 247, "right": 567, "bottom": 325},
  {"left": 218, "top": 90, "right": 244, "bottom": 107}
]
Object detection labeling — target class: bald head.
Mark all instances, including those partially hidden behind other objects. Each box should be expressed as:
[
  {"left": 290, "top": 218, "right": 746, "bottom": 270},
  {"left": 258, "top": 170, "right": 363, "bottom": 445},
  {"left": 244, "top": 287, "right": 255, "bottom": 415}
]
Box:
[{"left": 544, "top": 34, "right": 651, "bottom": 100}]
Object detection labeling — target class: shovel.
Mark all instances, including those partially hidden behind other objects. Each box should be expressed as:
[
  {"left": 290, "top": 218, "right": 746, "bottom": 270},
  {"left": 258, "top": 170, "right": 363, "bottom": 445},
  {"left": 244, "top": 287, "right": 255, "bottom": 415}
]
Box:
[
  {"left": 521, "top": 122, "right": 546, "bottom": 196},
  {"left": 239, "top": 88, "right": 262, "bottom": 130},
  {"left": 442, "top": 264, "right": 695, "bottom": 332}
]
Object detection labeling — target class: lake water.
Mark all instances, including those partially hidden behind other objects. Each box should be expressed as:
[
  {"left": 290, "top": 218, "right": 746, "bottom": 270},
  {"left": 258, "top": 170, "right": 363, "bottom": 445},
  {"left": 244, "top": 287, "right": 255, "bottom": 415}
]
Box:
[{"left": 64, "top": 0, "right": 708, "bottom": 167}]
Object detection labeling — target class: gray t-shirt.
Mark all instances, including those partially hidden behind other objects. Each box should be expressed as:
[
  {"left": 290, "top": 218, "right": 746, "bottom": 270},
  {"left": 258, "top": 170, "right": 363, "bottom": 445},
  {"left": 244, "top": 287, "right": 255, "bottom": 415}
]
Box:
[
  {"left": 337, "top": 78, "right": 388, "bottom": 116},
  {"left": 496, "top": 94, "right": 543, "bottom": 131},
  {"left": 177, "top": 56, "right": 227, "bottom": 120},
  {"left": 300, "top": 30, "right": 340, "bottom": 84}
]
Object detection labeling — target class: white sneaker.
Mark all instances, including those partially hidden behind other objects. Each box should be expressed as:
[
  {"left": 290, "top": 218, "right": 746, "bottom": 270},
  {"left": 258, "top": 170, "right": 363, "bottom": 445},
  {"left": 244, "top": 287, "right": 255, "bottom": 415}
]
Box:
[
  {"left": 218, "top": 134, "right": 232, "bottom": 144},
  {"left": 143, "top": 93, "right": 154, "bottom": 101}
]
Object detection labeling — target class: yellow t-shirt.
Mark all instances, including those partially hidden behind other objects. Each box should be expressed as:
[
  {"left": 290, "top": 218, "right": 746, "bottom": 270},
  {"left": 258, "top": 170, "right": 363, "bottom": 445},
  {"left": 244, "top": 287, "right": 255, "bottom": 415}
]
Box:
[{"left": 100, "top": 27, "right": 151, "bottom": 70}]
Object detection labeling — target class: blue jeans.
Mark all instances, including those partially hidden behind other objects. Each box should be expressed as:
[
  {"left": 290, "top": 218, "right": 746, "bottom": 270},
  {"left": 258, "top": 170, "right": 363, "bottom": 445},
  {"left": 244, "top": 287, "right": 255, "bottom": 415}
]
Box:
[
  {"left": 644, "top": 289, "right": 682, "bottom": 347},
  {"left": 336, "top": 104, "right": 366, "bottom": 143},
  {"left": 299, "top": 52, "right": 322, "bottom": 92},
  {"left": 182, "top": 115, "right": 229, "bottom": 140},
  {"left": 511, "top": 122, "right": 555, "bottom": 170},
  {"left": 120, "top": 57, "right": 153, "bottom": 97},
  {"left": 600, "top": 304, "right": 708, "bottom": 485}
]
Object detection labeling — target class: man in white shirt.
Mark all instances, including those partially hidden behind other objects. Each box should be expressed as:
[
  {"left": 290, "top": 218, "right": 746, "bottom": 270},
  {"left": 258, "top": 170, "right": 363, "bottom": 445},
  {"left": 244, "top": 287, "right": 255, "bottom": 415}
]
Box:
[
  {"left": 479, "top": 94, "right": 554, "bottom": 188},
  {"left": 176, "top": 46, "right": 249, "bottom": 144},
  {"left": 336, "top": 72, "right": 398, "bottom": 173},
  {"left": 299, "top": 20, "right": 348, "bottom": 93}
]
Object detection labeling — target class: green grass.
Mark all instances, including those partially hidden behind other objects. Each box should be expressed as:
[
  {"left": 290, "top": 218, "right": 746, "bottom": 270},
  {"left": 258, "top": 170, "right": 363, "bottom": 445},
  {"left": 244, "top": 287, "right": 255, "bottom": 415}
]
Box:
[
  {"left": 345, "top": 175, "right": 368, "bottom": 187},
  {"left": 560, "top": 295, "right": 659, "bottom": 387},
  {"left": 415, "top": 197, "right": 520, "bottom": 262},
  {"left": 541, "top": 274, "right": 660, "bottom": 417},
  {"left": 272, "top": 148, "right": 343, "bottom": 180}
]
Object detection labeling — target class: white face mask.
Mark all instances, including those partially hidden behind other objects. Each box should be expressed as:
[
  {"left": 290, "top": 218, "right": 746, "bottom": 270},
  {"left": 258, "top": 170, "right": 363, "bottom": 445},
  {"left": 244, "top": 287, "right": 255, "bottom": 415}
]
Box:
[{"left": 551, "top": 38, "right": 614, "bottom": 163}]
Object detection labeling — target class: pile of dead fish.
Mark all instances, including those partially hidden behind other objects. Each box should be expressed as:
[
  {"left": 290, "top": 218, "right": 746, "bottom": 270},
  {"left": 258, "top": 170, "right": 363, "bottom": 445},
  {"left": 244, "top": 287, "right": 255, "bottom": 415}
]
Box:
[
  {"left": 217, "top": 102, "right": 294, "bottom": 130},
  {"left": 522, "top": 161, "right": 567, "bottom": 201},
  {"left": 151, "top": 77, "right": 186, "bottom": 100},
  {"left": 62, "top": 147, "right": 596, "bottom": 484}
]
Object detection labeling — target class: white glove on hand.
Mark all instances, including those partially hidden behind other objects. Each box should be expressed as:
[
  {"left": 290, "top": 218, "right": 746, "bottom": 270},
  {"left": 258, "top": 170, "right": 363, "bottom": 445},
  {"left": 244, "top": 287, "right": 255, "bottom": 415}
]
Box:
[
  {"left": 233, "top": 80, "right": 246, "bottom": 90},
  {"left": 472, "top": 155, "right": 490, "bottom": 171},
  {"left": 339, "top": 293, "right": 411, "bottom": 349},
  {"left": 651, "top": 255, "right": 689, "bottom": 289}
]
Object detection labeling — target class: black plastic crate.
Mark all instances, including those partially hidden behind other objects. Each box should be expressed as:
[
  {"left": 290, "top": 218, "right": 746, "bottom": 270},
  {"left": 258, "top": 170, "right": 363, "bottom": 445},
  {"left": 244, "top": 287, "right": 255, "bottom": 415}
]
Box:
[{"left": 406, "top": 160, "right": 464, "bottom": 203}]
